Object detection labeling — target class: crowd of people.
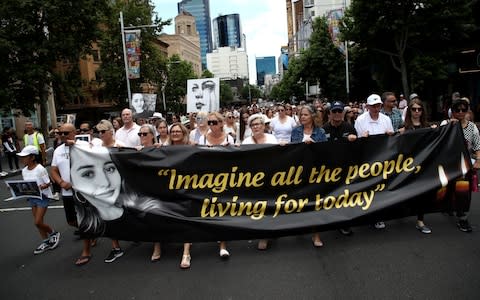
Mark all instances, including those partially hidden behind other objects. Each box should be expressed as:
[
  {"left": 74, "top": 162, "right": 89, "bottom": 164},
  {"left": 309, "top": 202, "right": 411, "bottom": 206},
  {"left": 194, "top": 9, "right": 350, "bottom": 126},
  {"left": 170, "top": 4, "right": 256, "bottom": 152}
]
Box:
[{"left": 6, "top": 91, "right": 478, "bottom": 270}]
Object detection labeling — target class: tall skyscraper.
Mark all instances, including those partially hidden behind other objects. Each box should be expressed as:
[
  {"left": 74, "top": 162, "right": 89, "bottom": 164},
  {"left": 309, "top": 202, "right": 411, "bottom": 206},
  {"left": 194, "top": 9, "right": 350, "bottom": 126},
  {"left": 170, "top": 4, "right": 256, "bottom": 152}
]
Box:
[
  {"left": 178, "top": 0, "right": 212, "bottom": 70},
  {"left": 212, "top": 14, "right": 243, "bottom": 49},
  {"left": 256, "top": 56, "right": 276, "bottom": 86}
]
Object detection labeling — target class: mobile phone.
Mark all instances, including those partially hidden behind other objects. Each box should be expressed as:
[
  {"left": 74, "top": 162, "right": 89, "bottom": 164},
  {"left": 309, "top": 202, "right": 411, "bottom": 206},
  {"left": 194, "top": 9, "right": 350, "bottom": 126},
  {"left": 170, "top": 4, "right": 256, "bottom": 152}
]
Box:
[{"left": 75, "top": 134, "right": 91, "bottom": 143}]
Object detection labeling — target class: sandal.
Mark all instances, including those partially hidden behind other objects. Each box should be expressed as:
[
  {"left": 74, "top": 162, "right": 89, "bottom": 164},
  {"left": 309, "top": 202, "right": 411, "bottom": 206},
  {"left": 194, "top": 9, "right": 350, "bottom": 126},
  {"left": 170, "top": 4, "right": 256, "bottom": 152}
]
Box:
[
  {"left": 151, "top": 253, "right": 161, "bottom": 262},
  {"left": 180, "top": 254, "right": 191, "bottom": 269},
  {"left": 75, "top": 255, "right": 92, "bottom": 266},
  {"left": 312, "top": 236, "right": 323, "bottom": 248}
]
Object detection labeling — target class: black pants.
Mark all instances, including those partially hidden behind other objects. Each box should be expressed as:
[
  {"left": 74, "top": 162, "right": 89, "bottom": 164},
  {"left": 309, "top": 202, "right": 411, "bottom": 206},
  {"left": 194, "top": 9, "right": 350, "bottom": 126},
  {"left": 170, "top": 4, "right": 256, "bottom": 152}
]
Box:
[{"left": 5, "top": 152, "right": 19, "bottom": 170}]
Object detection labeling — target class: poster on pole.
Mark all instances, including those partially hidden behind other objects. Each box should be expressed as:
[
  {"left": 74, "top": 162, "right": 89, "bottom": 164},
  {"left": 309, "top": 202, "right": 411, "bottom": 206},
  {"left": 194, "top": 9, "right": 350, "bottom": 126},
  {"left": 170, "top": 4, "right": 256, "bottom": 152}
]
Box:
[
  {"left": 186, "top": 78, "right": 220, "bottom": 113},
  {"left": 125, "top": 29, "right": 141, "bottom": 79},
  {"left": 326, "top": 9, "right": 345, "bottom": 56},
  {"left": 130, "top": 93, "right": 156, "bottom": 119}
]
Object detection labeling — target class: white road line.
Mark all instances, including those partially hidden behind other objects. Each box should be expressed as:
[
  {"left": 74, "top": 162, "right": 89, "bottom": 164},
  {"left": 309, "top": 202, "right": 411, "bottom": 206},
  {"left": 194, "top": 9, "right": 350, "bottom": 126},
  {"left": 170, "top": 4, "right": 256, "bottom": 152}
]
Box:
[{"left": 0, "top": 205, "right": 64, "bottom": 212}]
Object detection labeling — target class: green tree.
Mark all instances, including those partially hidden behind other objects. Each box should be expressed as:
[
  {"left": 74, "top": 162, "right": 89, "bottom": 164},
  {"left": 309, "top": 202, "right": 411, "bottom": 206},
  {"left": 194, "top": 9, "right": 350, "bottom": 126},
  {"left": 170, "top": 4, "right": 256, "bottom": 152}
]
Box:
[
  {"left": 96, "top": 0, "right": 170, "bottom": 109},
  {"left": 164, "top": 55, "right": 196, "bottom": 113},
  {"left": 0, "top": 0, "right": 108, "bottom": 135},
  {"left": 201, "top": 69, "right": 214, "bottom": 78},
  {"left": 220, "top": 81, "right": 234, "bottom": 106},
  {"left": 343, "top": 0, "right": 475, "bottom": 97},
  {"left": 240, "top": 84, "right": 262, "bottom": 102}
]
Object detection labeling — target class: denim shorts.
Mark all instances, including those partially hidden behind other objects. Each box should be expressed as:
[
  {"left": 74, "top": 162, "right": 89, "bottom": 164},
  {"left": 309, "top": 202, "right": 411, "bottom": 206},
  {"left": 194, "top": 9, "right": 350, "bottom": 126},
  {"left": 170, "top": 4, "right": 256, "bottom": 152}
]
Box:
[{"left": 28, "top": 196, "right": 49, "bottom": 208}]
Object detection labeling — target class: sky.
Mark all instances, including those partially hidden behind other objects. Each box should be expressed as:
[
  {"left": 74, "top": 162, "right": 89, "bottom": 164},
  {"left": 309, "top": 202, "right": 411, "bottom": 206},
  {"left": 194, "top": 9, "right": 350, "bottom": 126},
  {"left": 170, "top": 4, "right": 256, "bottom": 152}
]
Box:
[{"left": 152, "top": 0, "right": 288, "bottom": 83}]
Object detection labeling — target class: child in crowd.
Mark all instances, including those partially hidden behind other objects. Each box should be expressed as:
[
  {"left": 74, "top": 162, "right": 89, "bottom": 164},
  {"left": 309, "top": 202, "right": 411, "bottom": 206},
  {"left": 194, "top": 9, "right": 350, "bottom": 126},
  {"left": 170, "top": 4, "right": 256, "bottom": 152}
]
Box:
[{"left": 18, "top": 146, "right": 60, "bottom": 254}]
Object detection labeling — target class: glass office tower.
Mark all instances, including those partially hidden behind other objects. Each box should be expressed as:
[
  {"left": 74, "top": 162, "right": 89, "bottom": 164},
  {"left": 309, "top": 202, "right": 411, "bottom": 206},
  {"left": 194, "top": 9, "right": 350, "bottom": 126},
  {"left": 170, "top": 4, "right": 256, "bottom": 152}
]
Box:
[
  {"left": 212, "top": 14, "right": 243, "bottom": 49},
  {"left": 178, "top": 0, "right": 212, "bottom": 69},
  {"left": 256, "top": 56, "right": 276, "bottom": 86}
]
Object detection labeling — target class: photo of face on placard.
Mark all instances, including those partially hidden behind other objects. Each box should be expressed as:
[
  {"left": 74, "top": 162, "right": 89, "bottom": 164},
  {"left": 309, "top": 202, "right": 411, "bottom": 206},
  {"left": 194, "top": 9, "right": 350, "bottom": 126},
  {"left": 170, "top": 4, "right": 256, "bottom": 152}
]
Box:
[
  {"left": 187, "top": 78, "right": 220, "bottom": 113},
  {"left": 130, "top": 93, "right": 155, "bottom": 119}
]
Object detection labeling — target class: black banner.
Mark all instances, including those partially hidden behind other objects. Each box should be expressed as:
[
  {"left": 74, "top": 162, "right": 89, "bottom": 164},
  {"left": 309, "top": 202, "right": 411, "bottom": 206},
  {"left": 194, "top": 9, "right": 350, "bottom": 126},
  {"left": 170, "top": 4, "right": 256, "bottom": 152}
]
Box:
[{"left": 70, "top": 124, "right": 470, "bottom": 242}]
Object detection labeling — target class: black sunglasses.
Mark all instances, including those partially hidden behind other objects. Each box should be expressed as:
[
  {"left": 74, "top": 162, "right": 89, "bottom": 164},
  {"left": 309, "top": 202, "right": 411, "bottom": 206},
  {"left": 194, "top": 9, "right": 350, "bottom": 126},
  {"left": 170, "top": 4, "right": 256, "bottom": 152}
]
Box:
[
  {"left": 58, "top": 131, "right": 71, "bottom": 136},
  {"left": 207, "top": 120, "right": 219, "bottom": 125},
  {"left": 411, "top": 107, "right": 423, "bottom": 112},
  {"left": 453, "top": 108, "right": 467, "bottom": 113},
  {"left": 138, "top": 132, "right": 150, "bottom": 137}
]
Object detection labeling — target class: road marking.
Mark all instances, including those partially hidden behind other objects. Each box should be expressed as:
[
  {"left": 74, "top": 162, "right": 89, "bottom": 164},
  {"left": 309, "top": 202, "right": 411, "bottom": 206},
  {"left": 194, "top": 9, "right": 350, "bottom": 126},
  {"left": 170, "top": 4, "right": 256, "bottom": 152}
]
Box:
[{"left": 0, "top": 205, "right": 64, "bottom": 212}]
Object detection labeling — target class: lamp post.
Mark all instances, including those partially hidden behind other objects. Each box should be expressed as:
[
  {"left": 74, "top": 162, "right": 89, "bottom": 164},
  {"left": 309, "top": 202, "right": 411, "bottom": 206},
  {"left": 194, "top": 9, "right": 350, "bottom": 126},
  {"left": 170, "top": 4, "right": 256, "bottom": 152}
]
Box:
[{"left": 119, "top": 12, "right": 157, "bottom": 103}]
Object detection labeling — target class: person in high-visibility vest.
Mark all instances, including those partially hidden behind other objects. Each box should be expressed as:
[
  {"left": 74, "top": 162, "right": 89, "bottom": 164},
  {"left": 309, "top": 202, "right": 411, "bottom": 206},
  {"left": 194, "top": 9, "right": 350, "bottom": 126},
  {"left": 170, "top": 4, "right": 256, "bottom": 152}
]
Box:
[{"left": 23, "top": 121, "right": 46, "bottom": 165}]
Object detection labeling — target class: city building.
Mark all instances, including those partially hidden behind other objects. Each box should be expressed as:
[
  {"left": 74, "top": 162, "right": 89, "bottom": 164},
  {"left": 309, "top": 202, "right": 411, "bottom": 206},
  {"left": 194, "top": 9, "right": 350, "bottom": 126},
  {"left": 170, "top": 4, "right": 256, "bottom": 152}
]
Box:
[
  {"left": 278, "top": 45, "right": 289, "bottom": 79},
  {"left": 158, "top": 11, "right": 202, "bottom": 76},
  {"left": 206, "top": 46, "right": 249, "bottom": 80},
  {"left": 256, "top": 56, "right": 276, "bottom": 87},
  {"left": 178, "top": 0, "right": 212, "bottom": 70},
  {"left": 286, "top": 0, "right": 350, "bottom": 56},
  {"left": 212, "top": 14, "right": 244, "bottom": 49}
]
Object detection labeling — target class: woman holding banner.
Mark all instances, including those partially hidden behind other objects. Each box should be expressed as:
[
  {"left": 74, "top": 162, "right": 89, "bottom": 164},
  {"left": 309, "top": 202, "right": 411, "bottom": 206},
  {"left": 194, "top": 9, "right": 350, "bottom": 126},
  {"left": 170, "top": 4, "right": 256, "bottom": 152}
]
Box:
[
  {"left": 242, "top": 114, "right": 278, "bottom": 250},
  {"left": 403, "top": 99, "right": 436, "bottom": 234},
  {"left": 440, "top": 97, "right": 480, "bottom": 232},
  {"left": 169, "top": 122, "right": 193, "bottom": 269},
  {"left": 291, "top": 105, "right": 327, "bottom": 247},
  {"left": 199, "top": 112, "right": 234, "bottom": 258}
]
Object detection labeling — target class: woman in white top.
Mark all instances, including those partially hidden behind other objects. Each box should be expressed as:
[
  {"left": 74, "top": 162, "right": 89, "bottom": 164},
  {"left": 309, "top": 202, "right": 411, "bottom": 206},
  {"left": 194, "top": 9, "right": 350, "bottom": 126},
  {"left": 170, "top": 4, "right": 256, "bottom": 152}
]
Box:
[
  {"left": 189, "top": 111, "right": 209, "bottom": 144},
  {"left": 242, "top": 114, "right": 278, "bottom": 249},
  {"left": 223, "top": 111, "right": 238, "bottom": 143},
  {"left": 199, "top": 112, "right": 235, "bottom": 146},
  {"left": 156, "top": 119, "right": 170, "bottom": 146},
  {"left": 18, "top": 146, "right": 60, "bottom": 255},
  {"left": 198, "top": 112, "right": 234, "bottom": 258},
  {"left": 270, "top": 104, "right": 297, "bottom": 143}
]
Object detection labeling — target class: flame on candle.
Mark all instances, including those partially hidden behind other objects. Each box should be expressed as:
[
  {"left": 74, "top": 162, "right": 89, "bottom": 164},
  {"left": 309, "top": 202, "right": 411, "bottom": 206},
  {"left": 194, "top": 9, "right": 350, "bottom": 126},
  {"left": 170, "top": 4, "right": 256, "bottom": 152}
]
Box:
[
  {"left": 438, "top": 165, "right": 448, "bottom": 187},
  {"left": 460, "top": 152, "right": 468, "bottom": 176}
]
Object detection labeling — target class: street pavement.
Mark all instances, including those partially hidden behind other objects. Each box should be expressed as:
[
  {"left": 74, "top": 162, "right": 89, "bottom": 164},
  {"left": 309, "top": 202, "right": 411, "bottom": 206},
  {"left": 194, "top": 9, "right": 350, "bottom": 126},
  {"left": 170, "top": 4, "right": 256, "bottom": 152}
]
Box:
[{"left": 0, "top": 169, "right": 479, "bottom": 300}]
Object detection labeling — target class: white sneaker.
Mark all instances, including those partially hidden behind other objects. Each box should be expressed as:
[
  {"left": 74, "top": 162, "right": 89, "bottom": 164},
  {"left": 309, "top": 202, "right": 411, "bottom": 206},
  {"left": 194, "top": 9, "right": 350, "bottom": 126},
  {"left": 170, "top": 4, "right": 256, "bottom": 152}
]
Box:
[
  {"left": 0, "top": 171, "right": 8, "bottom": 176},
  {"left": 51, "top": 192, "right": 60, "bottom": 201}
]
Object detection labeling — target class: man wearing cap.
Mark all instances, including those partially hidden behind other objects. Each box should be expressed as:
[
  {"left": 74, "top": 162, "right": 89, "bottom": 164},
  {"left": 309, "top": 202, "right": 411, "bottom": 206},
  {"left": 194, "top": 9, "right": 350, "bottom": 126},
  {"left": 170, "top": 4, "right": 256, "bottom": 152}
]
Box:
[
  {"left": 354, "top": 94, "right": 394, "bottom": 138},
  {"left": 381, "top": 92, "right": 404, "bottom": 133},
  {"left": 323, "top": 101, "right": 357, "bottom": 235},
  {"left": 323, "top": 101, "right": 357, "bottom": 142},
  {"left": 354, "top": 94, "right": 393, "bottom": 230},
  {"left": 115, "top": 108, "right": 141, "bottom": 147}
]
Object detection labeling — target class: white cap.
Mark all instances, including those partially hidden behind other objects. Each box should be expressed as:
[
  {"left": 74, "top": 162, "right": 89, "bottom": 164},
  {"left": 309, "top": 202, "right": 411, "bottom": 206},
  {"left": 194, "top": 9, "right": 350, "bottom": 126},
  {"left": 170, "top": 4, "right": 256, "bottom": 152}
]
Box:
[
  {"left": 366, "top": 94, "right": 382, "bottom": 106},
  {"left": 152, "top": 112, "right": 163, "bottom": 119},
  {"left": 17, "top": 145, "right": 39, "bottom": 157}
]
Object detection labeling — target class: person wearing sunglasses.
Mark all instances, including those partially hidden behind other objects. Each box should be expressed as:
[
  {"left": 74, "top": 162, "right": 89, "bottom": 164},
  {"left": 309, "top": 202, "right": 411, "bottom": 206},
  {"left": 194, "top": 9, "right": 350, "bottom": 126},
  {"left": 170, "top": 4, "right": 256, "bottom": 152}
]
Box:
[
  {"left": 403, "top": 99, "right": 437, "bottom": 234},
  {"left": 223, "top": 112, "right": 238, "bottom": 142},
  {"left": 242, "top": 114, "right": 278, "bottom": 250},
  {"left": 270, "top": 104, "right": 297, "bottom": 144},
  {"left": 381, "top": 92, "right": 405, "bottom": 134},
  {"left": 440, "top": 97, "right": 479, "bottom": 233}
]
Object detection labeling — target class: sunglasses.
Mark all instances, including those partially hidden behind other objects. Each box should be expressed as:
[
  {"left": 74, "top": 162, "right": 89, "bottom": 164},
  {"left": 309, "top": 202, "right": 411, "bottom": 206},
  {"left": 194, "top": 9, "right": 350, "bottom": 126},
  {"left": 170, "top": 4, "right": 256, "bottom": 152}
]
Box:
[
  {"left": 58, "top": 131, "right": 71, "bottom": 136},
  {"left": 331, "top": 110, "right": 343, "bottom": 114},
  {"left": 453, "top": 108, "right": 467, "bottom": 113},
  {"left": 79, "top": 128, "right": 90, "bottom": 132},
  {"left": 138, "top": 132, "right": 150, "bottom": 137},
  {"left": 207, "top": 120, "right": 219, "bottom": 125},
  {"left": 411, "top": 107, "right": 423, "bottom": 112},
  {"left": 227, "top": 116, "right": 234, "bottom": 119}
]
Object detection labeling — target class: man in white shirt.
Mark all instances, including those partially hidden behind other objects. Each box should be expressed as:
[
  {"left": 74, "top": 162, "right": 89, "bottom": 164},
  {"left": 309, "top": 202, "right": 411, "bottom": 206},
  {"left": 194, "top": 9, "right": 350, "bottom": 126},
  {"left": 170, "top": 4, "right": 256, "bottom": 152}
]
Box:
[
  {"left": 354, "top": 94, "right": 393, "bottom": 230},
  {"left": 115, "top": 108, "right": 141, "bottom": 147},
  {"left": 355, "top": 94, "right": 394, "bottom": 137}
]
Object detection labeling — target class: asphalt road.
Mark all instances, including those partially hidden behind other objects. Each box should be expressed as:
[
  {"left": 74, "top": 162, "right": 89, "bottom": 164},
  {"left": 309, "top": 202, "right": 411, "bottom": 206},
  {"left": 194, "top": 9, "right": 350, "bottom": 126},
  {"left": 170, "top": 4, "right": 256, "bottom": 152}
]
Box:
[{"left": 1, "top": 171, "right": 479, "bottom": 300}]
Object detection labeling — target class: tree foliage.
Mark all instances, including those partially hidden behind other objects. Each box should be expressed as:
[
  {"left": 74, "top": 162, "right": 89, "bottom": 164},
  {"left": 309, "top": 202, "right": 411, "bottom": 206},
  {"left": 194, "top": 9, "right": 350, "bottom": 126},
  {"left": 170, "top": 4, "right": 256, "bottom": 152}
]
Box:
[
  {"left": 343, "top": 0, "right": 476, "bottom": 96},
  {"left": 164, "top": 54, "right": 197, "bottom": 113},
  {"left": 0, "top": 0, "right": 107, "bottom": 133}
]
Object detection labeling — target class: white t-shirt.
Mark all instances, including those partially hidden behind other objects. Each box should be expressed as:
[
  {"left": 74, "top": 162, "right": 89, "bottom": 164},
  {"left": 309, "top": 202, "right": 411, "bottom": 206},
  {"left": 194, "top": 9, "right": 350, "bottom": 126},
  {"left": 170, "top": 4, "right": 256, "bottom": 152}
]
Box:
[
  {"left": 51, "top": 144, "right": 72, "bottom": 196},
  {"left": 354, "top": 112, "right": 394, "bottom": 137},
  {"left": 115, "top": 124, "right": 141, "bottom": 147},
  {"left": 198, "top": 134, "right": 235, "bottom": 146},
  {"left": 270, "top": 116, "right": 297, "bottom": 142},
  {"left": 242, "top": 134, "right": 278, "bottom": 145},
  {"left": 22, "top": 164, "right": 53, "bottom": 198}
]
